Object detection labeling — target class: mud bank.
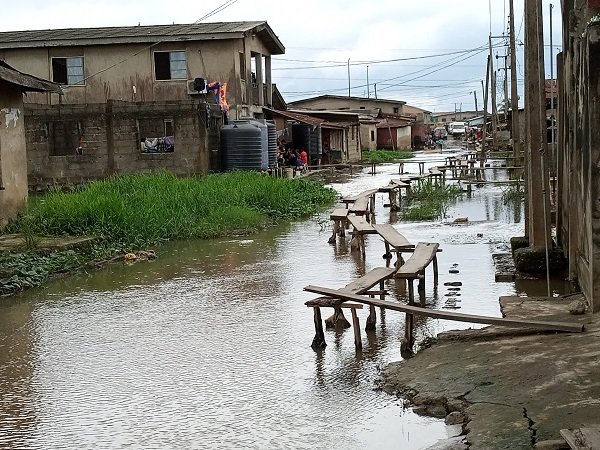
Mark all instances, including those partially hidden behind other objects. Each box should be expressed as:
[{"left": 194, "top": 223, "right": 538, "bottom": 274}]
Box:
[{"left": 378, "top": 295, "right": 597, "bottom": 449}]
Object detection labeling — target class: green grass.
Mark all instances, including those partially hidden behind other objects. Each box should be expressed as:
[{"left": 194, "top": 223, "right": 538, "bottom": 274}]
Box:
[
  {"left": 12, "top": 171, "right": 338, "bottom": 250},
  {"left": 402, "top": 180, "right": 463, "bottom": 221},
  {"left": 361, "top": 149, "right": 413, "bottom": 164}
]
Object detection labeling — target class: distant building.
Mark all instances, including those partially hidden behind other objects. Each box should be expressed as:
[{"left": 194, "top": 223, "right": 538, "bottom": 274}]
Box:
[
  {"left": 431, "top": 111, "right": 482, "bottom": 127},
  {"left": 0, "top": 61, "right": 60, "bottom": 226},
  {"left": 288, "top": 95, "right": 406, "bottom": 116}
]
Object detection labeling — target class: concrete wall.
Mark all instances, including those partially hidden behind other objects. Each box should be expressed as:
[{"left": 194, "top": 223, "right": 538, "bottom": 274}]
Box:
[
  {"left": 377, "top": 126, "right": 412, "bottom": 150},
  {"left": 0, "top": 86, "right": 27, "bottom": 226},
  {"left": 24, "top": 100, "right": 222, "bottom": 190},
  {"left": 360, "top": 123, "right": 377, "bottom": 151},
  {"left": 557, "top": 14, "right": 600, "bottom": 312}
]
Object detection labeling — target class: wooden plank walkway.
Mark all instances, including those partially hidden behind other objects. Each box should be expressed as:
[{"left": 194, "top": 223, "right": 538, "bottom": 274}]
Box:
[
  {"left": 303, "top": 285, "right": 585, "bottom": 333},
  {"left": 328, "top": 208, "right": 349, "bottom": 243}
]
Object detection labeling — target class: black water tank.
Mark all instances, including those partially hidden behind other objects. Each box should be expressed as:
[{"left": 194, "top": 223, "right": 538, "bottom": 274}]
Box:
[
  {"left": 266, "top": 120, "right": 277, "bottom": 168},
  {"left": 220, "top": 123, "right": 263, "bottom": 171}
]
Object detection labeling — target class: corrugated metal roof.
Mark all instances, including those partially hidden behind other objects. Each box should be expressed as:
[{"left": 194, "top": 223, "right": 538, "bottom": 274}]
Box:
[
  {"left": 263, "top": 107, "right": 324, "bottom": 127},
  {"left": 0, "top": 21, "right": 285, "bottom": 54},
  {"left": 0, "top": 61, "right": 61, "bottom": 93}
]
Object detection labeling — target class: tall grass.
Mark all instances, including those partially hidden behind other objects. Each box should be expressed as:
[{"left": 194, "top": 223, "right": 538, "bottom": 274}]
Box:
[
  {"left": 361, "top": 149, "right": 413, "bottom": 164},
  {"left": 501, "top": 182, "right": 525, "bottom": 204},
  {"left": 15, "top": 171, "right": 337, "bottom": 249},
  {"left": 402, "top": 180, "right": 463, "bottom": 221}
]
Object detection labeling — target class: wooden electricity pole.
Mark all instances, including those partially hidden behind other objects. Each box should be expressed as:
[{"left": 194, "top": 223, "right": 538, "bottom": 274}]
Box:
[
  {"left": 509, "top": 0, "right": 520, "bottom": 159},
  {"left": 524, "top": 0, "right": 551, "bottom": 247},
  {"left": 488, "top": 35, "right": 498, "bottom": 149}
]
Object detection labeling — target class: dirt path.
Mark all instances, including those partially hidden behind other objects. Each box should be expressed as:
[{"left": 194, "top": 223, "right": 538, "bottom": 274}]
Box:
[{"left": 378, "top": 295, "right": 598, "bottom": 449}]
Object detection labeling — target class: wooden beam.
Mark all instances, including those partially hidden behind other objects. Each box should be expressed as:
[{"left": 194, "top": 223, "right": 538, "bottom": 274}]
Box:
[{"left": 303, "top": 285, "right": 585, "bottom": 333}]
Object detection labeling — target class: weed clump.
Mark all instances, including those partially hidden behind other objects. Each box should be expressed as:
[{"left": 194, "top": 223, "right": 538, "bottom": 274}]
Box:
[
  {"left": 361, "top": 149, "right": 413, "bottom": 164},
  {"left": 402, "top": 181, "right": 463, "bottom": 221}
]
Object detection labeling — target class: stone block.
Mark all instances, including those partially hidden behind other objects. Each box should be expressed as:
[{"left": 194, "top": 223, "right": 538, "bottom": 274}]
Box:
[{"left": 513, "top": 246, "right": 567, "bottom": 274}]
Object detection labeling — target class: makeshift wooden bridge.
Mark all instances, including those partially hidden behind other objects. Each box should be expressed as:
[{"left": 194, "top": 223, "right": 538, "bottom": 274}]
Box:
[{"left": 309, "top": 171, "right": 584, "bottom": 353}]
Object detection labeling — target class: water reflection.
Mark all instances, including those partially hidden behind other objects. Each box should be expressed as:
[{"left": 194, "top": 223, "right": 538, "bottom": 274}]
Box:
[{"left": 0, "top": 147, "right": 544, "bottom": 449}]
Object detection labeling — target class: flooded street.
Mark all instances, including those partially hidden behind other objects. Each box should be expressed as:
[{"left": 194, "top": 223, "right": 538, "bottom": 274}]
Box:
[{"left": 0, "top": 144, "right": 542, "bottom": 449}]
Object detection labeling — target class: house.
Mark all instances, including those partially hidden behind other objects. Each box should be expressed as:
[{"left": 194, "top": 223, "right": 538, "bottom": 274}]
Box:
[
  {"left": 431, "top": 110, "right": 481, "bottom": 127},
  {"left": 0, "top": 22, "right": 285, "bottom": 187},
  {"left": 288, "top": 95, "right": 406, "bottom": 116},
  {"left": 0, "top": 61, "right": 60, "bottom": 227},
  {"left": 263, "top": 108, "right": 361, "bottom": 164},
  {"left": 375, "top": 117, "right": 412, "bottom": 150},
  {"left": 0, "top": 22, "right": 284, "bottom": 120}
]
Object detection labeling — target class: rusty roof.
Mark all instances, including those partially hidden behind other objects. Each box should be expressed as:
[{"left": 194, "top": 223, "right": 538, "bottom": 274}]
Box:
[
  {"left": 0, "top": 21, "right": 285, "bottom": 55},
  {"left": 263, "top": 108, "right": 324, "bottom": 127},
  {"left": 0, "top": 61, "right": 61, "bottom": 93}
]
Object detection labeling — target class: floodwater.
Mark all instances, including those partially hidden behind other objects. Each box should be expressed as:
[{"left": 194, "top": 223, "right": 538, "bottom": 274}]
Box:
[{"left": 0, "top": 142, "right": 560, "bottom": 449}]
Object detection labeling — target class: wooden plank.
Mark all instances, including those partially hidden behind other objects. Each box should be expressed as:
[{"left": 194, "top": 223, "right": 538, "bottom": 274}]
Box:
[
  {"left": 303, "top": 286, "right": 585, "bottom": 333},
  {"left": 330, "top": 208, "right": 349, "bottom": 220},
  {"left": 341, "top": 188, "right": 379, "bottom": 204},
  {"left": 396, "top": 242, "right": 439, "bottom": 278},
  {"left": 373, "top": 224, "right": 413, "bottom": 249},
  {"left": 342, "top": 267, "right": 396, "bottom": 293},
  {"left": 560, "top": 427, "right": 600, "bottom": 450},
  {"left": 305, "top": 298, "right": 364, "bottom": 308},
  {"left": 347, "top": 214, "right": 376, "bottom": 234},
  {"left": 349, "top": 196, "right": 370, "bottom": 214}
]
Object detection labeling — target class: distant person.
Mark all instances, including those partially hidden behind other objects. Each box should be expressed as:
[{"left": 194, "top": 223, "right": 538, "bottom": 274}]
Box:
[{"left": 299, "top": 148, "right": 308, "bottom": 172}]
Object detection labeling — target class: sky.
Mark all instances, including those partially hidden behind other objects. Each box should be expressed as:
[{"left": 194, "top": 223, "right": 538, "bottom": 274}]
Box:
[{"left": 2, "top": 0, "right": 562, "bottom": 113}]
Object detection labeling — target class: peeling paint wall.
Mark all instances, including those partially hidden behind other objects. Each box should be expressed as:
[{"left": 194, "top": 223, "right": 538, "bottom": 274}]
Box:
[{"left": 0, "top": 88, "right": 27, "bottom": 227}]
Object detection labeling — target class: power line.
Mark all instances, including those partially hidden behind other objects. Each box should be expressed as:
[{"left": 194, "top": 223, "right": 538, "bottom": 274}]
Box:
[{"left": 63, "top": 0, "right": 240, "bottom": 87}]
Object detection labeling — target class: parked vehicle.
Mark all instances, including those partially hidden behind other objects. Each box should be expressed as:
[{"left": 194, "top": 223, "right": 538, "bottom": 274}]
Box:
[{"left": 448, "top": 122, "right": 467, "bottom": 136}]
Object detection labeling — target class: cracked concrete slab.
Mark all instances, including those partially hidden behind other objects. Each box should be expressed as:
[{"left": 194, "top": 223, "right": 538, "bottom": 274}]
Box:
[{"left": 378, "top": 295, "right": 596, "bottom": 449}]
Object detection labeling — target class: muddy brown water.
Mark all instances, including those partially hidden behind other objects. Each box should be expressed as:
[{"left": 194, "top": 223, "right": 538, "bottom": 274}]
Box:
[{"left": 0, "top": 145, "right": 567, "bottom": 449}]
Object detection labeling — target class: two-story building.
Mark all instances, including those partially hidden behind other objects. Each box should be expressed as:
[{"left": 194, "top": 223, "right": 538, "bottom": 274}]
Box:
[{"left": 0, "top": 22, "right": 285, "bottom": 188}]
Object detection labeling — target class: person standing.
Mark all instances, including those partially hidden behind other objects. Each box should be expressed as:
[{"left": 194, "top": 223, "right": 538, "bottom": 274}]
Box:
[{"left": 299, "top": 148, "right": 308, "bottom": 173}]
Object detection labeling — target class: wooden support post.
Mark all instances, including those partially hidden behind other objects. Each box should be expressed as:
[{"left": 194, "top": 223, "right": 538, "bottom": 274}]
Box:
[
  {"left": 405, "top": 281, "right": 415, "bottom": 348},
  {"left": 325, "top": 307, "right": 351, "bottom": 329},
  {"left": 383, "top": 241, "right": 392, "bottom": 259},
  {"left": 366, "top": 305, "right": 377, "bottom": 330},
  {"left": 433, "top": 255, "right": 439, "bottom": 284},
  {"left": 399, "top": 162, "right": 404, "bottom": 174},
  {"left": 418, "top": 275, "right": 426, "bottom": 307},
  {"left": 351, "top": 308, "right": 362, "bottom": 350},
  {"left": 311, "top": 307, "right": 327, "bottom": 349}
]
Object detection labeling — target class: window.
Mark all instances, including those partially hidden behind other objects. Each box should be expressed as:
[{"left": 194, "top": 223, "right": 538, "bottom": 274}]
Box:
[
  {"left": 48, "top": 121, "right": 83, "bottom": 156},
  {"left": 52, "top": 57, "right": 84, "bottom": 85},
  {"left": 370, "top": 130, "right": 375, "bottom": 142},
  {"left": 393, "top": 107, "right": 399, "bottom": 114},
  {"left": 154, "top": 51, "right": 187, "bottom": 81},
  {"left": 442, "top": 118, "right": 447, "bottom": 122},
  {"left": 239, "top": 52, "right": 246, "bottom": 80},
  {"left": 138, "top": 118, "right": 175, "bottom": 153}
]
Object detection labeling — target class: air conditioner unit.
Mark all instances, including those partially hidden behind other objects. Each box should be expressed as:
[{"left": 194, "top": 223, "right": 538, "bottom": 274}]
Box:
[{"left": 187, "top": 77, "right": 206, "bottom": 95}]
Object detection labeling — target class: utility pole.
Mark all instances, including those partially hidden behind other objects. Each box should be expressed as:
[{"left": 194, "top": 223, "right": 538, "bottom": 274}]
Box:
[
  {"left": 367, "top": 65, "right": 370, "bottom": 99},
  {"left": 488, "top": 35, "right": 497, "bottom": 149},
  {"left": 374, "top": 83, "right": 378, "bottom": 99},
  {"left": 524, "top": 0, "right": 551, "bottom": 247},
  {"left": 509, "top": 0, "right": 520, "bottom": 160},
  {"left": 347, "top": 58, "right": 351, "bottom": 98},
  {"left": 473, "top": 91, "right": 478, "bottom": 113},
  {"left": 482, "top": 56, "right": 491, "bottom": 162},
  {"left": 549, "top": 3, "right": 555, "bottom": 177}
]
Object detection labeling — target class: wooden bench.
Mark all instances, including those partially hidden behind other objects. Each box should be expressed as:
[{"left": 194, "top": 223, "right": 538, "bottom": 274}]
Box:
[
  {"left": 349, "top": 196, "right": 372, "bottom": 218},
  {"left": 372, "top": 224, "right": 414, "bottom": 266},
  {"left": 347, "top": 214, "right": 377, "bottom": 259},
  {"left": 378, "top": 180, "right": 410, "bottom": 210},
  {"left": 341, "top": 188, "right": 378, "bottom": 209},
  {"left": 395, "top": 242, "right": 440, "bottom": 348},
  {"left": 328, "top": 208, "right": 349, "bottom": 243},
  {"left": 305, "top": 267, "right": 397, "bottom": 350}
]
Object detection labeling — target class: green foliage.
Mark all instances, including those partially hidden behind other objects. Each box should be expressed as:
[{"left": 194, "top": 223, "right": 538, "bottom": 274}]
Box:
[
  {"left": 361, "top": 149, "right": 413, "bottom": 164},
  {"left": 13, "top": 171, "right": 337, "bottom": 250},
  {"left": 0, "top": 250, "right": 83, "bottom": 295},
  {"left": 501, "top": 182, "right": 525, "bottom": 204},
  {"left": 402, "top": 180, "right": 463, "bottom": 221}
]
